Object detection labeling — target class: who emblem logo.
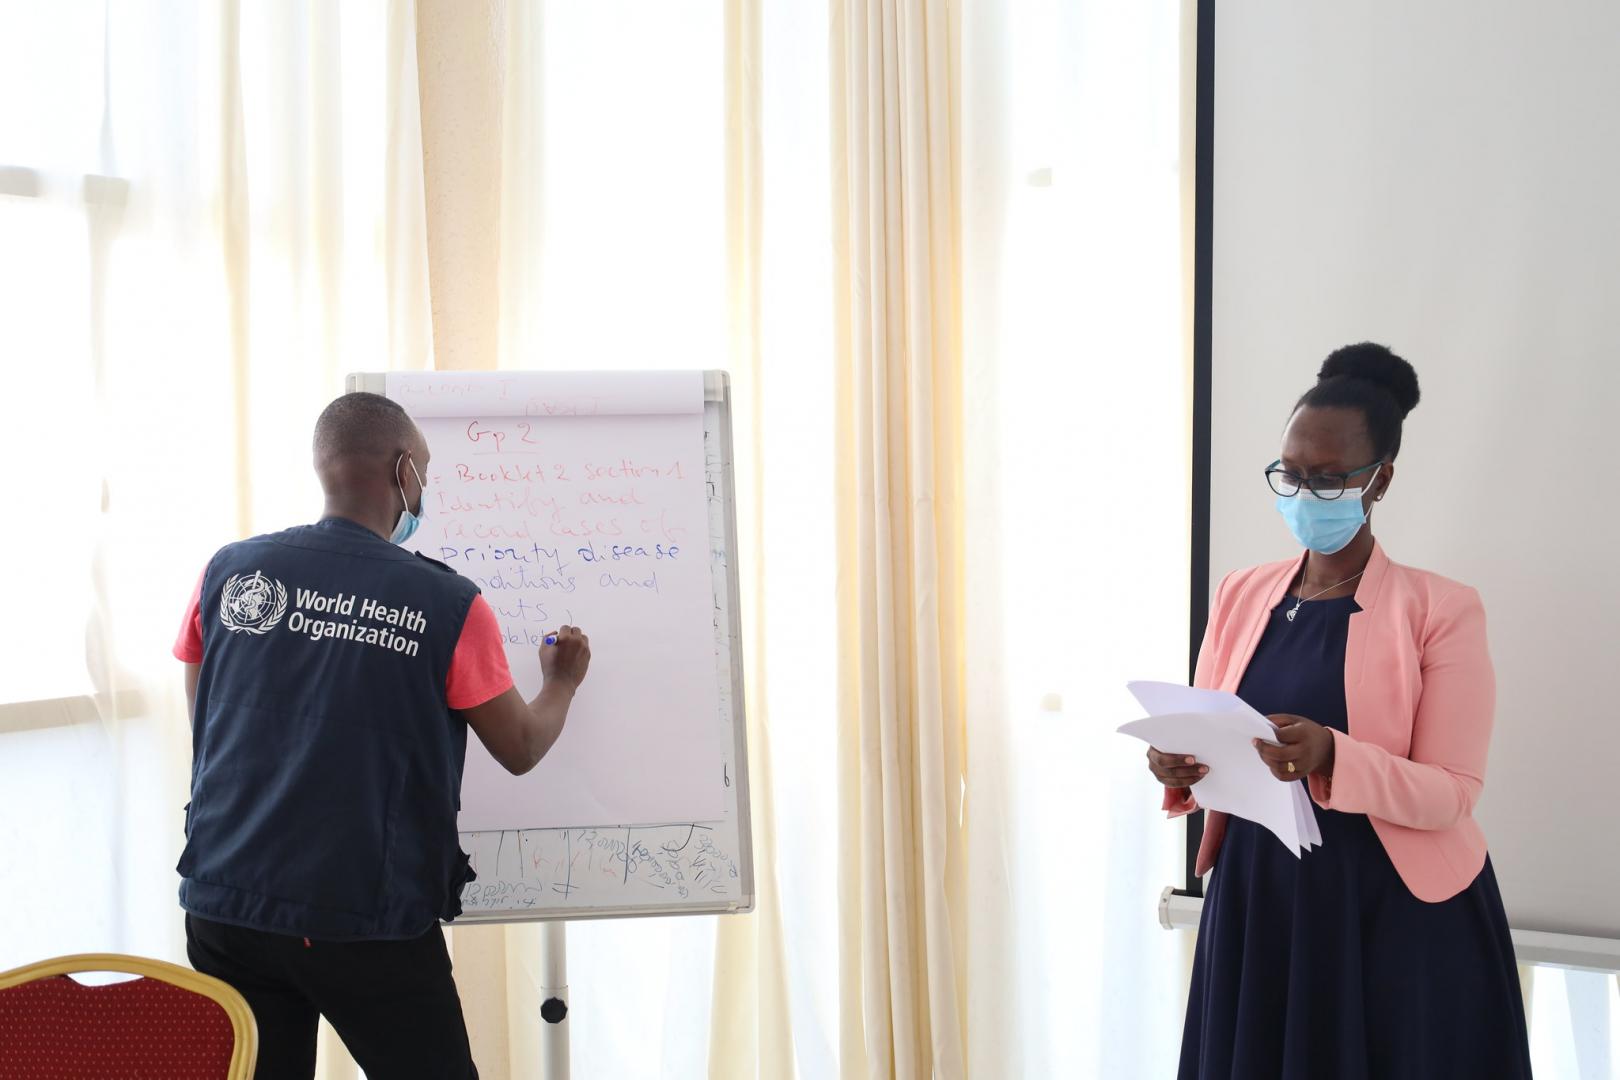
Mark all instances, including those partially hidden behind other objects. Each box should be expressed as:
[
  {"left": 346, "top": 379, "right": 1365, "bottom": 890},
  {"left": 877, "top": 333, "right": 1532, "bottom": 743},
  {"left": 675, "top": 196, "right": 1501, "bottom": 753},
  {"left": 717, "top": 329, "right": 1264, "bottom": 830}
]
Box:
[{"left": 218, "top": 571, "right": 289, "bottom": 635}]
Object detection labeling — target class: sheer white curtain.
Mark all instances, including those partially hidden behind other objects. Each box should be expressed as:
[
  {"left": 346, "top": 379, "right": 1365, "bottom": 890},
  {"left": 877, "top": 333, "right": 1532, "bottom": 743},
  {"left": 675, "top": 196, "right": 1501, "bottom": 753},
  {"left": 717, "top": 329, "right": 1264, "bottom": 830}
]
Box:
[
  {"left": 0, "top": 0, "right": 430, "bottom": 1051},
  {"left": 961, "top": 1, "right": 1193, "bottom": 1076}
]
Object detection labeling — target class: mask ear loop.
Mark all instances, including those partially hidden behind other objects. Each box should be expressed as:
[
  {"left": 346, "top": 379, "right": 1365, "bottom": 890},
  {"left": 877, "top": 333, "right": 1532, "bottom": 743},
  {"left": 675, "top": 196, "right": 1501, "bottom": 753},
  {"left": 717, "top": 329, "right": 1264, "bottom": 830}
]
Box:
[
  {"left": 396, "top": 453, "right": 425, "bottom": 516},
  {"left": 1368, "top": 463, "right": 1386, "bottom": 502},
  {"left": 395, "top": 453, "right": 411, "bottom": 514},
  {"left": 407, "top": 456, "right": 425, "bottom": 514}
]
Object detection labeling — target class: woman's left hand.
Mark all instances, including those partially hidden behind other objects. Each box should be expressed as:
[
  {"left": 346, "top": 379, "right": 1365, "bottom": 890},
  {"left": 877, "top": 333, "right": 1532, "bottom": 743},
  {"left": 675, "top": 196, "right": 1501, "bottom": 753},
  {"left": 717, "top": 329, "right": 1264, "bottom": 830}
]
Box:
[{"left": 1253, "top": 714, "right": 1336, "bottom": 780}]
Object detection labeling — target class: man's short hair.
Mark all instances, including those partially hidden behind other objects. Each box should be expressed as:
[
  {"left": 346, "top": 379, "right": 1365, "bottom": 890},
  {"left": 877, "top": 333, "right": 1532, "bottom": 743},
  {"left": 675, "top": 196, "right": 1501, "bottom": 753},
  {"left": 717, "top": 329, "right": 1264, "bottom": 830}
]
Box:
[{"left": 313, "top": 392, "right": 416, "bottom": 463}]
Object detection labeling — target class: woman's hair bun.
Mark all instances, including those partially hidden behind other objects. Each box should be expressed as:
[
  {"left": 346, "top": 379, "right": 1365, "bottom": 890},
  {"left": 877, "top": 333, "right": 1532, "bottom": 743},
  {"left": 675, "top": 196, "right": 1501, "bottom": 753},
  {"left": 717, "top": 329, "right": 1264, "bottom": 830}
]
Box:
[{"left": 1317, "top": 342, "right": 1420, "bottom": 418}]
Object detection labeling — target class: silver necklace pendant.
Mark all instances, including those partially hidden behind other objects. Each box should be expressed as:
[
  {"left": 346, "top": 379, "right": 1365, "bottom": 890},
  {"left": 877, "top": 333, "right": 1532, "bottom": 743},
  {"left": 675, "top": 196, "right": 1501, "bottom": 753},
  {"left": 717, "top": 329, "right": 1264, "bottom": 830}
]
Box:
[{"left": 1287, "top": 566, "right": 1364, "bottom": 625}]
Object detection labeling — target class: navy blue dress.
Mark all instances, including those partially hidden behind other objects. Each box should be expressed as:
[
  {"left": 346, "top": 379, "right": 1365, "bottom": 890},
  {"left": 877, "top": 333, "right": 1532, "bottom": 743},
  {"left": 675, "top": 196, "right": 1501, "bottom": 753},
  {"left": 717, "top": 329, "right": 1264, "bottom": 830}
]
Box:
[{"left": 1178, "top": 593, "right": 1531, "bottom": 1079}]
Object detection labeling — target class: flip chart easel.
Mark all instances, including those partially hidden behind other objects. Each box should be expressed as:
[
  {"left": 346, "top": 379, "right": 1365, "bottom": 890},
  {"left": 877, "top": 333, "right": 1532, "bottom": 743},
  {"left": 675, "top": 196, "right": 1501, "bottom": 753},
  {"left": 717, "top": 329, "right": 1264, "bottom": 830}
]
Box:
[{"left": 347, "top": 370, "right": 754, "bottom": 1079}]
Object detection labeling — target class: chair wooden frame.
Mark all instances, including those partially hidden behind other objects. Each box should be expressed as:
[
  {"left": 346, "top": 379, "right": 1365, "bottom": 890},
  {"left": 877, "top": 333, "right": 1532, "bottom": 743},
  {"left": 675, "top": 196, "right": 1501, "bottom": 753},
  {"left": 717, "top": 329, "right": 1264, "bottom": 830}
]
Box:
[{"left": 0, "top": 952, "right": 258, "bottom": 1079}]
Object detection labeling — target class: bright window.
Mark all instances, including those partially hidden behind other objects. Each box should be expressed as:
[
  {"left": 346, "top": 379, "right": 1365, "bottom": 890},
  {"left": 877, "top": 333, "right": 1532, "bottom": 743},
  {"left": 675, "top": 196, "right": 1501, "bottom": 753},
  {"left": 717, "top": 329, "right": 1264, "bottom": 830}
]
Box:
[{"left": 0, "top": 2, "right": 111, "bottom": 704}]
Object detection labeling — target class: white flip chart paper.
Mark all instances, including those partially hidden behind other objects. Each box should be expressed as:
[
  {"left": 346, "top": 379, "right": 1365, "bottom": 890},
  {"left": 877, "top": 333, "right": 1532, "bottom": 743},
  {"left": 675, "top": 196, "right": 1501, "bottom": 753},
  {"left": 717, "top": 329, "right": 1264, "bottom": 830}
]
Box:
[
  {"left": 385, "top": 370, "right": 704, "bottom": 419},
  {"left": 400, "top": 380, "right": 724, "bottom": 830}
]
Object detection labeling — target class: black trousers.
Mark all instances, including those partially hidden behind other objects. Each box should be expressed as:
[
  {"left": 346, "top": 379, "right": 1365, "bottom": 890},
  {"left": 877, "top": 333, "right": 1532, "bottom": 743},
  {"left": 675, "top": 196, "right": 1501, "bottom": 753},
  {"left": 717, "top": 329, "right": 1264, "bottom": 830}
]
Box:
[{"left": 186, "top": 914, "right": 478, "bottom": 1080}]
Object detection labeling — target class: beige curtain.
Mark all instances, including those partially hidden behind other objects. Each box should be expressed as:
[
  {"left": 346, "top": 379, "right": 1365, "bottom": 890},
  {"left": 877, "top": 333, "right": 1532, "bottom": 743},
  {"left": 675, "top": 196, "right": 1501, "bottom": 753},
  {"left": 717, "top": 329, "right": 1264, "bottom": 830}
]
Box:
[
  {"left": 710, "top": 0, "right": 799, "bottom": 1074},
  {"left": 831, "top": 1, "right": 968, "bottom": 1077}
]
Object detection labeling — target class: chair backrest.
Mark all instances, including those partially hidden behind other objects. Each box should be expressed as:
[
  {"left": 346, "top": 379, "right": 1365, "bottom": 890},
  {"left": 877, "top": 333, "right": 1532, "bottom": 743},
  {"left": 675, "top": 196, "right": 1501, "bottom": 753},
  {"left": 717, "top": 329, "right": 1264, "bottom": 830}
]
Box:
[{"left": 0, "top": 953, "right": 257, "bottom": 1080}]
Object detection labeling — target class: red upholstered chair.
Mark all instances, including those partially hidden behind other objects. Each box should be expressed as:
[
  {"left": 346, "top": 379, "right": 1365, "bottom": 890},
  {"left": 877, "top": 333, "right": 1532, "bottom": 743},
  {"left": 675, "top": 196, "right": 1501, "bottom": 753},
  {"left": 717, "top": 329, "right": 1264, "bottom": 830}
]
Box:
[{"left": 0, "top": 953, "right": 257, "bottom": 1079}]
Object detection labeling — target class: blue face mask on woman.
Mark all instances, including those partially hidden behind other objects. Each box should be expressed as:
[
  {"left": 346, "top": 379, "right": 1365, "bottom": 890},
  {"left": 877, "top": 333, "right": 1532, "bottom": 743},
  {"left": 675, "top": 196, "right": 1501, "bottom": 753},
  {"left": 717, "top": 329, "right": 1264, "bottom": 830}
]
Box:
[
  {"left": 1276, "top": 466, "right": 1382, "bottom": 555},
  {"left": 390, "top": 453, "right": 427, "bottom": 545}
]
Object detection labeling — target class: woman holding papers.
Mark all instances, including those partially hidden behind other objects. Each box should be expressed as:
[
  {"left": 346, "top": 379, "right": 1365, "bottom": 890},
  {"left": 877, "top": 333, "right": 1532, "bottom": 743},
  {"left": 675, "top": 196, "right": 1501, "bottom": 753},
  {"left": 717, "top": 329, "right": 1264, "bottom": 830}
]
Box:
[{"left": 1148, "top": 344, "right": 1531, "bottom": 1079}]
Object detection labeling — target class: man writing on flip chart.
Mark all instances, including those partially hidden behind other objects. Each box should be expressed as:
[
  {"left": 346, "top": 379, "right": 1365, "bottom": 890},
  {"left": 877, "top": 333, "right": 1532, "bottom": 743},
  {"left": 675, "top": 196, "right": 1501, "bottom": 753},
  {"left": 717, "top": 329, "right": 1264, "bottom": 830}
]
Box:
[{"left": 172, "top": 391, "right": 590, "bottom": 1080}]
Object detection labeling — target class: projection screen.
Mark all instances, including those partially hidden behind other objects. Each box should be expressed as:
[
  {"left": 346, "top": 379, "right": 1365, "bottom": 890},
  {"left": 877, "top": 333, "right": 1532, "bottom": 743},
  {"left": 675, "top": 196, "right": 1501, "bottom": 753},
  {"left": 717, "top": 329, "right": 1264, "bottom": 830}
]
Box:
[{"left": 1196, "top": 0, "right": 1620, "bottom": 950}]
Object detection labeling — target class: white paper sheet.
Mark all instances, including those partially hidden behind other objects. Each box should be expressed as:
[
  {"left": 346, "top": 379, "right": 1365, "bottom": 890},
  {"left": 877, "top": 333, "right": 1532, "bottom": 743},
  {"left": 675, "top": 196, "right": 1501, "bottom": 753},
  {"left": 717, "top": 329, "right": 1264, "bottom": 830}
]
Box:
[
  {"left": 1121, "top": 681, "right": 1322, "bottom": 856},
  {"left": 384, "top": 370, "right": 705, "bottom": 419},
  {"left": 406, "top": 406, "right": 724, "bottom": 830},
  {"left": 1295, "top": 784, "right": 1322, "bottom": 850}
]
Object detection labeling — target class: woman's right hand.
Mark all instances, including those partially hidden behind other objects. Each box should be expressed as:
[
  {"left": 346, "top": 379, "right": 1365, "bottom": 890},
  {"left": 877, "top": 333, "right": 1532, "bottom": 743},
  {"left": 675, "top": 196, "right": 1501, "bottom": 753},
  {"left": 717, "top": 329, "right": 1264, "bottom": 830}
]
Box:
[{"left": 1147, "top": 747, "right": 1208, "bottom": 788}]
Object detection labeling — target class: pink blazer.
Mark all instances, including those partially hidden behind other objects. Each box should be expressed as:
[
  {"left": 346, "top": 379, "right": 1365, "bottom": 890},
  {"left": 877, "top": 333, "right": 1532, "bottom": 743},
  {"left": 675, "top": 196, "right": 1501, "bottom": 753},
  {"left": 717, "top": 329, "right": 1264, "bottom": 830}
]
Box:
[{"left": 1163, "top": 540, "right": 1496, "bottom": 903}]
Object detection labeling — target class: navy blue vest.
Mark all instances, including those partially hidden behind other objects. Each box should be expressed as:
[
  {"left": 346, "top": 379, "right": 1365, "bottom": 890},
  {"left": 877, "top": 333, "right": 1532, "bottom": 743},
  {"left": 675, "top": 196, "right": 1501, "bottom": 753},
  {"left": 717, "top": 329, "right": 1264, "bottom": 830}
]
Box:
[{"left": 179, "top": 517, "right": 481, "bottom": 940}]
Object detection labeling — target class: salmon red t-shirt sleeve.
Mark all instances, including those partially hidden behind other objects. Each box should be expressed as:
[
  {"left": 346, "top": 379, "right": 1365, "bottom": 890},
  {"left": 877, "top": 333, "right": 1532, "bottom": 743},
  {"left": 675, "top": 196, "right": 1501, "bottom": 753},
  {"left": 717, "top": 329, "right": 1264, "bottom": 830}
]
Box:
[
  {"left": 175, "top": 569, "right": 514, "bottom": 708},
  {"left": 173, "top": 570, "right": 205, "bottom": 663},
  {"left": 445, "top": 594, "right": 516, "bottom": 709}
]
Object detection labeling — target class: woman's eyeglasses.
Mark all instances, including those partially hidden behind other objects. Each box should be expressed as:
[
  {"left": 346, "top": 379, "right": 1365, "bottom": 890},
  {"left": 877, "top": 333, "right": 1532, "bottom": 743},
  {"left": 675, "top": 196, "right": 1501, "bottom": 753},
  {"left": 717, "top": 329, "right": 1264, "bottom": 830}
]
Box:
[{"left": 1265, "top": 460, "right": 1384, "bottom": 500}]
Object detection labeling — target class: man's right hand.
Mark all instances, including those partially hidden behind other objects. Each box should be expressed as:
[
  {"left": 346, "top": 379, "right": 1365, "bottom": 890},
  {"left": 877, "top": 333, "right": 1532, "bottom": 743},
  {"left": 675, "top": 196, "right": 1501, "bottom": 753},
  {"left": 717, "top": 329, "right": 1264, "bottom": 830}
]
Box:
[
  {"left": 465, "top": 624, "right": 593, "bottom": 776},
  {"left": 1146, "top": 746, "right": 1208, "bottom": 789},
  {"left": 541, "top": 624, "right": 592, "bottom": 691}
]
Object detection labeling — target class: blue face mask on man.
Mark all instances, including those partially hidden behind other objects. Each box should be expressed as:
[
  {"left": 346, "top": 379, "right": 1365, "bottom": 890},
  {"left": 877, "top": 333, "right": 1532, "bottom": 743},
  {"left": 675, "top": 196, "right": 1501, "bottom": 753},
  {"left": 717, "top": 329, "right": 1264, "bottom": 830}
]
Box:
[
  {"left": 390, "top": 453, "right": 427, "bottom": 545},
  {"left": 1276, "top": 465, "right": 1382, "bottom": 555}
]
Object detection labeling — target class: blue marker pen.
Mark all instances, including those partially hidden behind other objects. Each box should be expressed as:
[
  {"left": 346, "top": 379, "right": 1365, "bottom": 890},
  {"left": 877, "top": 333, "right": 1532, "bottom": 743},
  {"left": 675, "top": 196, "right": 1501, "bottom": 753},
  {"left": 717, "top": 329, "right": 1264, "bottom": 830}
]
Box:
[{"left": 545, "top": 634, "right": 558, "bottom": 646}]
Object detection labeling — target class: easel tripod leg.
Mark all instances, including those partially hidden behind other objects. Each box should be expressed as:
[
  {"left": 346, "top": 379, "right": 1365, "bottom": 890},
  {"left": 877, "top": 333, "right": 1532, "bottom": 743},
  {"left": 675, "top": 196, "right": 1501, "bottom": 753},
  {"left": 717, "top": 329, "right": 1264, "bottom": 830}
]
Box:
[{"left": 539, "top": 919, "right": 570, "bottom": 1080}]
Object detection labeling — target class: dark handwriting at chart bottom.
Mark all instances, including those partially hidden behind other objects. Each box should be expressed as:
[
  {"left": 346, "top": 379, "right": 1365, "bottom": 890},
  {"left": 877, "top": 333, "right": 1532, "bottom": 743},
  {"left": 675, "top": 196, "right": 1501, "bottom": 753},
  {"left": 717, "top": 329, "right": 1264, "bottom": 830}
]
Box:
[{"left": 460, "top": 827, "right": 739, "bottom": 909}]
